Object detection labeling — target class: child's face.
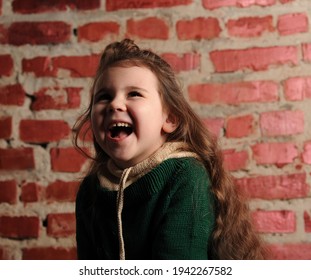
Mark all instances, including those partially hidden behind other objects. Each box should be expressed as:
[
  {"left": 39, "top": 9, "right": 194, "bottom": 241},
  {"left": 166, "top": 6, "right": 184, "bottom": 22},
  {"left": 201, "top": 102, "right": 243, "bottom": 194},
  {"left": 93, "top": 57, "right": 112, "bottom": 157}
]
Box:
[{"left": 91, "top": 66, "right": 176, "bottom": 169}]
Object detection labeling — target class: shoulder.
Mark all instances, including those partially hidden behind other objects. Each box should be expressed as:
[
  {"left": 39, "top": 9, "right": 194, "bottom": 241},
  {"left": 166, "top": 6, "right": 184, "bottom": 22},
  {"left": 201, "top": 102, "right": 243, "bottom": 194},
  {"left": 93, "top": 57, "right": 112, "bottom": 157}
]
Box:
[
  {"left": 140, "top": 157, "right": 209, "bottom": 185},
  {"left": 163, "top": 157, "right": 210, "bottom": 184},
  {"left": 126, "top": 157, "right": 210, "bottom": 199},
  {"left": 174, "top": 157, "right": 207, "bottom": 175},
  {"left": 155, "top": 157, "right": 211, "bottom": 195},
  {"left": 153, "top": 157, "right": 207, "bottom": 175}
]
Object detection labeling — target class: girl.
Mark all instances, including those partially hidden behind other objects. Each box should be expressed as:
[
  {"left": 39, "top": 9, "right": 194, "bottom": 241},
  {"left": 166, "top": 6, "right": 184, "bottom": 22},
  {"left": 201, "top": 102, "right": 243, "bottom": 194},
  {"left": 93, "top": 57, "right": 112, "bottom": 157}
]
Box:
[{"left": 73, "top": 39, "right": 267, "bottom": 260}]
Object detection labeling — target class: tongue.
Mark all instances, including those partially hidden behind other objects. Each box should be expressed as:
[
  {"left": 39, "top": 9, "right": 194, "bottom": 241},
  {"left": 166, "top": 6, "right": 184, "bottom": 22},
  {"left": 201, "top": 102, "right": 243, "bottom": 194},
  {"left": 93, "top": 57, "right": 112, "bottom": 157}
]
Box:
[
  {"left": 111, "top": 127, "right": 132, "bottom": 139},
  {"left": 112, "top": 130, "right": 128, "bottom": 139}
]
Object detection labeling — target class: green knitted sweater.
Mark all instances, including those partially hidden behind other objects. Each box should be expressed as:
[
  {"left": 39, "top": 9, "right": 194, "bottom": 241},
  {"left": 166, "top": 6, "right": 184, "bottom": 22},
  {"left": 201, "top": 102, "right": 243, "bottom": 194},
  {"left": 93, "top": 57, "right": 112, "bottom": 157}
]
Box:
[{"left": 75, "top": 157, "right": 215, "bottom": 260}]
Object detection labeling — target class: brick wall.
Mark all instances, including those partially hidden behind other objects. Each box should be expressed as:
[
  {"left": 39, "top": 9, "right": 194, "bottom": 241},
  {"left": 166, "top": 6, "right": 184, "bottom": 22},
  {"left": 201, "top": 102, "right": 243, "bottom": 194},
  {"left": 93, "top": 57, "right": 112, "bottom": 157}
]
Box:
[{"left": 0, "top": 0, "right": 310, "bottom": 260}]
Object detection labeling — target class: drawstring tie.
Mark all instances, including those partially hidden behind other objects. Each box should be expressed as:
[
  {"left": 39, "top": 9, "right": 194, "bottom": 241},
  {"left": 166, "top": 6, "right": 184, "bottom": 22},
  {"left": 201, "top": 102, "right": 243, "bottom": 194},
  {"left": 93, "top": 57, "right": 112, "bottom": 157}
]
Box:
[{"left": 116, "top": 167, "right": 132, "bottom": 260}]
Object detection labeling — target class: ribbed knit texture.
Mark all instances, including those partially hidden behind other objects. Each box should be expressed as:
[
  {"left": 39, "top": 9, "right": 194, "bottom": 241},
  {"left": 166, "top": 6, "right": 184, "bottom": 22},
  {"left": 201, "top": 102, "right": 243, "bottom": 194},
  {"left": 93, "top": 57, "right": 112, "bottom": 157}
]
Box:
[{"left": 76, "top": 157, "right": 215, "bottom": 260}]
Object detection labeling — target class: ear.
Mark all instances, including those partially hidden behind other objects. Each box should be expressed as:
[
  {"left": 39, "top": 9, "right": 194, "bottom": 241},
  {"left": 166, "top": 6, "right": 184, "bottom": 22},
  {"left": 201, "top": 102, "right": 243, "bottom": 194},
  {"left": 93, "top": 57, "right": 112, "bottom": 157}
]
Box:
[{"left": 162, "top": 113, "right": 178, "bottom": 134}]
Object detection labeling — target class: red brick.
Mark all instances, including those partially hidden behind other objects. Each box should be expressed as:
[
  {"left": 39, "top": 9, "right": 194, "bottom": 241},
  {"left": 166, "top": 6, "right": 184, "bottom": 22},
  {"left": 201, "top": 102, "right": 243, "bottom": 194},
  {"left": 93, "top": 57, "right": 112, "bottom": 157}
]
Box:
[
  {"left": 0, "top": 55, "right": 13, "bottom": 77},
  {"left": 31, "top": 87, "right": 81, "bottom": 110},
  {"left": 0, "top": 117, "right": 12, "bottom": 139},
  {"left": 223, "top": 149, "right": 248, "bottom": 171},
  {"left": 8, "top": 21, "right": 71, "bottom": 45},
  {"left": 252, "top": 142, "right": 298, "bottom": 166},
  {"left": 176, "top": 17, "right": 221, "bottom": 40},
  {"left": 0, "top": 180, "right": 17, "bottom": 204},
  {"left": 106, "top": 0, "right": 192, "bottom": 11},
  {"left": 277, "top": 13, "right": 308, "bottom": 35},
  {"left": 22, "top": 55, "right": 100, "bottom": 77},
  {"left": 302, "top": 141, "right": 311, "bottom": 164},
  {"left": 201, "top": 118, "right": 224, "bottom": 137},
  {"left": 50, "top": 147, "right": 88, "bottom": 172},
  {"left": 235, "top": 173, "right": 309, "bottom": 200},
  {"left": 20, "top": 119, "right": 70, "bottom": 143},
  {"left": 202, "top": 0, "right": 276, "bottom": 9},
  {"left": 13, "top": 0, "right": 100, "bottom": 13},
  {"left": 0, "top": 216, "right": 40, "bottom": 239},
  {"left": 226, "top": 115, "right": 254, "bottom": 138},
  {"left": 0, "top": 24, "right": 8, "bottom": 43},
  {"left": 304, "top": 211, "right": 311, "bottom": 233},
  {"left": 21, "top": 182, "right": 42, "bottom": 203},
  {"left": 260, "top": 110, "right": 304, "bottom": 136},
  {"left": 47, "top": 213, "right": 75, "bottom": 237},
  {"left": 54, "top": 55, "right": 100, "bottom": 77},
  {"left": 227, "top": 16, "right": 274, "bottom": 37},
  {"left": 210, "top": 46, "right": 298, "bottom": 73},
  {"left": 22, "top": 247, "right": 76, "bottom": 260},
  {"left": 188, "top": 80, "right": 278, "bottom": 104},
  {"left": 45, "top": 180, "right": 79, "bottom": 202},
  {"left": 0, "top": 84, "right": 25, "bottom": 106},
  {"left": 302, "top": 43, "right": 311, "bottom": 62},
  {"left": 22, "top": 57, "right": 55, "bottom": 76},
  {"left": 252, "top": 210, "right": 296, "bottom": 233},
  {"left": 0, "top": 247, "right": 13, "bottom": 260},
  {"left": 0, "top": 148, "right": 35, "bottom": 170},
  {"left": 78, "top": 22, "right": 119, "bottom": 42},
  {"left": 268, "top": 243, "right": 311, "bottom": 260},
  {"left": 161, "top": 53, "right": 200, "bottom": 73},
  {"left": 126, "top": 17, "right": 169, "bottom": 40},
  {"left": 284, "top": 76, "right": 311, "bottom": 101}
]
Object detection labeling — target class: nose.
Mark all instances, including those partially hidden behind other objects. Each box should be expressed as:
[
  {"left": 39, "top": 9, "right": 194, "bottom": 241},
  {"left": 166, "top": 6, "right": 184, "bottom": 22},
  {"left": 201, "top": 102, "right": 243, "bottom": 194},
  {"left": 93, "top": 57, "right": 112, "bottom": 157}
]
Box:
[{"left": 108, "top": 95, "right": 126, "bottom": 112}]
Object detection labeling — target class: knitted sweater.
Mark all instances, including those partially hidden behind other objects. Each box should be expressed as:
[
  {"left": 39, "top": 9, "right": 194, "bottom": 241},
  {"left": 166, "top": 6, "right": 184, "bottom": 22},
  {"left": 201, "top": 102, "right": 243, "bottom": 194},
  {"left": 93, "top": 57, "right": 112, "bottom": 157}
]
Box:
[{"left": 75, "top": 157, "right": 215, "bottom": 260}]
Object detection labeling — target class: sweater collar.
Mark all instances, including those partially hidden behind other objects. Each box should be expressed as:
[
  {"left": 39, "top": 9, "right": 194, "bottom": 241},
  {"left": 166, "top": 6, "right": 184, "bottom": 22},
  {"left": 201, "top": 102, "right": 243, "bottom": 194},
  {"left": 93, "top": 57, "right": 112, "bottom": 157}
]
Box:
[{"left": 98, "top": 141, "right": 198, "bottom": 191}]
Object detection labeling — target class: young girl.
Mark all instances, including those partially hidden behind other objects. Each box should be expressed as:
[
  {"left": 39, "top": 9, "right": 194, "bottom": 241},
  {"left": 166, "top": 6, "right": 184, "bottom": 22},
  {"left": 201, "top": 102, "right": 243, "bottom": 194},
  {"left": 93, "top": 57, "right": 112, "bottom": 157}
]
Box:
[{"left": 73, "top": 39, "right": 267, "bottom": 260}]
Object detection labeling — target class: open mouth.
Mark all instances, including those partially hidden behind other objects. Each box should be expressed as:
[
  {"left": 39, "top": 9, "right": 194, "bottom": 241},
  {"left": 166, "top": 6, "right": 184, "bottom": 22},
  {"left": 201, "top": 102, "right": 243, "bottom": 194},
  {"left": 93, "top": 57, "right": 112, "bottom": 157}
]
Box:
[{"left": 108, "top": 122, "right": 133, "bottom": 139}]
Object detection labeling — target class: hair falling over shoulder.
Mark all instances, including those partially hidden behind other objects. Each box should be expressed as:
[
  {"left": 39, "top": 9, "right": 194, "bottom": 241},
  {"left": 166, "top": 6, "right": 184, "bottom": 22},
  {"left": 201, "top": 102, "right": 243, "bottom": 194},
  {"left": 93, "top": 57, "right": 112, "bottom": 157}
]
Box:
[{"left": 73, "top": 39, "right": 269, "bottom": 259}]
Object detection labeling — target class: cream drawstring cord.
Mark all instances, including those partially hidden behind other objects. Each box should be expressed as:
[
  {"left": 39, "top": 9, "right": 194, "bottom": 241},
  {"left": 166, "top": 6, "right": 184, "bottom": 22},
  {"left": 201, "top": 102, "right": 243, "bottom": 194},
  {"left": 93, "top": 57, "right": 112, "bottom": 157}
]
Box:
[{"left": 116, "top": 167, "right": 132, "bottom": 260}]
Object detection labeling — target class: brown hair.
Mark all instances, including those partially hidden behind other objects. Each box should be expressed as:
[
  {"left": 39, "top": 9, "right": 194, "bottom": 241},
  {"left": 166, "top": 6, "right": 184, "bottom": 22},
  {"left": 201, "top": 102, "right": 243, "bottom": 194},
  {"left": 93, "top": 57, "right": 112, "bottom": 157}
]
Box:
[{"left": 73, "top": 39, "right": 268, "bottom": 259}]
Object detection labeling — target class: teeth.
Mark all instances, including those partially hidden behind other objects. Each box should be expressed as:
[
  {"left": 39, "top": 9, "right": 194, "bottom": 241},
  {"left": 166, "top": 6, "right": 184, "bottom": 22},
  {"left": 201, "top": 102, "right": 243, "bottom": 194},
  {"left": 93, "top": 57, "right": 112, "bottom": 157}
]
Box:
[{"left": 111, "top": 122, "right": 131, "bottom": 128}]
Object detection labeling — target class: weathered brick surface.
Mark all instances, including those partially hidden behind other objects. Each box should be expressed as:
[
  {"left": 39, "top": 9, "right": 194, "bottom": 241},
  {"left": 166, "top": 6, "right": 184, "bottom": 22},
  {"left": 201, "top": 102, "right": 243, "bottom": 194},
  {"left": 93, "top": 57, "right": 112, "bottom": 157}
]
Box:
[
  {"left": 0, "top": 148, "right": 35, "bottom": 170},
  {"left": 0, "top": 84, "right": 25, "bottom": 106},
  {"left": 210, "top": 46, "right": 298, "bottom": 72},
  {"left": 0, "top": 180, "right": 17, "bottom": 204},
  {"left": 0, "top": 0, "right": 310, "bottom": 260},
  {"left": 22, "top": 247, "right": 77, "bottom": 260},
  {"left": 235, "top": 173, "right": 309, "bottom": 200},
  {"left": 126, "top": 17, "right": 169, "bottom": 39},
  {"left": 252, "top": 210, "right": 296, "bottom": 233},
  {"left": 12, "top": 0, "right": 100, "bottom": 13},
  {"left": 277, "top": 13, "right": 309, "bottom": 36},
  {"left": 0, "top": 216, "right": 40, "bottom": 239}
]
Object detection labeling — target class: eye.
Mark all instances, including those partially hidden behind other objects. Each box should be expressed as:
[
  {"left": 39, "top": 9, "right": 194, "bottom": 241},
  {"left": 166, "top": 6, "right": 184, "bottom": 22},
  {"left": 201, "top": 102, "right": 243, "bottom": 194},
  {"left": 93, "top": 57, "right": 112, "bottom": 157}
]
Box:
[
  {"left": 128, "top": 91, "right": 142, "bottom": 98},
  {"left": 94, "top": 91, "right": 112, "bottom": 103}
]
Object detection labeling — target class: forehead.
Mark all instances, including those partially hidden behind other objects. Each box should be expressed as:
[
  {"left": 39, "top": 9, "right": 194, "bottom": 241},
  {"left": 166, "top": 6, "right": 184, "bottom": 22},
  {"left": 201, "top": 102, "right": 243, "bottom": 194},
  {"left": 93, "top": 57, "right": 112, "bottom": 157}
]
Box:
[{"left": 95, "top": 65, "right": 159, "bottom": 90}]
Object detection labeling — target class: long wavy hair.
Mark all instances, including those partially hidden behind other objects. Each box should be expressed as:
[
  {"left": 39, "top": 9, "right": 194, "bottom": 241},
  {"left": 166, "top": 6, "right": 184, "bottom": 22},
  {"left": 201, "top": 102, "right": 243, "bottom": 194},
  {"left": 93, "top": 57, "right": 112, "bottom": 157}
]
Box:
[{"left": 73, "top": 39, "right": 268, "bottom": 259}]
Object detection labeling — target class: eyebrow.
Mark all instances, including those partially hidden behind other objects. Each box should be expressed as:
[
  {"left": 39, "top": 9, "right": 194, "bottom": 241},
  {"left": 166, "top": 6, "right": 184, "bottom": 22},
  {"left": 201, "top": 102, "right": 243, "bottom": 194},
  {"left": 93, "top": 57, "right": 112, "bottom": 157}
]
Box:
[
  {"left": 94, "top": 87, "right": 111, "bottom": 96},
  {"left": 95, "top": 86, "right": 149, "bottom": 95},
  {"left": 125, "top": 86, "right": 149, "bottom": 93}
]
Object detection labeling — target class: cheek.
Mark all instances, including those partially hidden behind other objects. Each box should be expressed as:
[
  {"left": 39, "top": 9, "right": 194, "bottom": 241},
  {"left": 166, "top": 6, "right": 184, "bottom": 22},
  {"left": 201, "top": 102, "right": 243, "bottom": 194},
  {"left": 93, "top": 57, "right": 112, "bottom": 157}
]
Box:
[
  {"left": 91, "top": 104, "right": 104, "bottom": 121},
  {"left": 91, "top": 107, "right": 104, "bottom": 133}
]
